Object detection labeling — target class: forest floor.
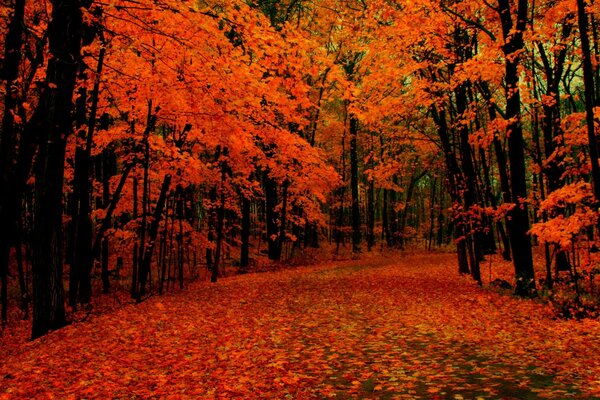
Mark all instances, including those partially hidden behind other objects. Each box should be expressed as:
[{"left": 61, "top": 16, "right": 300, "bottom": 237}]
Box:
[{"left": 1, "top": 251, "right": 600, "bottom": 399}]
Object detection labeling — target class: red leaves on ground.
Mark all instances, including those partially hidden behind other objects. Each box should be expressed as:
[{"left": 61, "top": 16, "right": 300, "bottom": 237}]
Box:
[{"left": 1, "top": 253, "right": 599, "bottom": 398}]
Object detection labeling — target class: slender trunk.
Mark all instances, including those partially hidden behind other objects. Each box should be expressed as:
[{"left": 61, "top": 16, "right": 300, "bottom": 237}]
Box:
[
  {"left": 382, "top": 189, "right": 389, "bottom": 248},
  {"left": 206, "top": 187, "right": 215, "bottom": 274},
  {"left": 389, "top": 185, "right": 398, "bottom": 247},
  {"left": 432, "top": 106, "right": 470, "bottom": 275},
  {"left": 15, "top": 228, "right": 28, "bottom": 316},
  {"left": 350, "top": 116, "right": 361, "bottom": 253},
  {"left": 428, "top": 178, "right": 436, "bottom": 251},
  {"left": 479, "top": 81, "right": 512, "bottom": 260},
  {"left": 100, "top": 147, "right": 111, "bottom": 294},
  {"left": 212, "top": 159, "right": 227, "bottom": 282},
  {"left": 177, "top": 187, "right": 184, "bottom": 290},
  {"left": 240, "top": 195, "right": 251, "bottom": 269},
  {"left": 456, "top": 82, "right": 481, "bottom": 284},
  {"left": 137, "top": 104, "right": 152, "bottom": 291},
  {"left": 265, "top": 172, "right": 280, "bottom": 260},
  {"left": 336, "top": 115, "right": 347, "bottom": 253},
  {"left": 278, "top": 181, "right": 289, "bottom": 260},
  {"left": 70, "top": 44, "right": 105, "bottom": 306},
  {"left": 159, "top": 196, "right": 171, "bottom": 295},
  {"left": 91, "top": 163, "right": 133, "bottom": 257},
  {"left": 168, "top": 194, "right": 176, "bottom": 291},
  {"left": 131, "top": 176, "right": 139, "bottom": 297},
  {"left": 367, "top": 170, "right": 375, "bottom": 251},
  {"left": 137, "top": 175, "right": 171, "bottom": 299},
  {"left": 399, "top": 171, "right": 426, "bottom": 249}
]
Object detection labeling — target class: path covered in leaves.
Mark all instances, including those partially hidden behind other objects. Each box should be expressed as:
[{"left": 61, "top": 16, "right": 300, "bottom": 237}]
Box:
[{"left": 2, "top": 253, "right": 600, "bottom": 399}]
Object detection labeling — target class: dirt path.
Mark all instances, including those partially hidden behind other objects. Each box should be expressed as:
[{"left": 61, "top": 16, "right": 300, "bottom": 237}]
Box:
[{"left": 1, "top": 252, "right": 599, "bottom": 399}]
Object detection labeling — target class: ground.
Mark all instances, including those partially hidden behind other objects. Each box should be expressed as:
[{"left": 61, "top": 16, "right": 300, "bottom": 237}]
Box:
[{"left": 1, "top": 252, "right": 600, "bottom": 399}]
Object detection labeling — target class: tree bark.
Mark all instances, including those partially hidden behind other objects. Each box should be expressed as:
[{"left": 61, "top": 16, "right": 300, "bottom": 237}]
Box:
[
  {"left": 212, "top": 154, "right": 228, "bottom": 282},
  {"left": 431, "top": 106, "right": 470, "bottom": 275},
  {"left": 0, "top": 0, "right": 26, "bottom": 326},
  {"left": 240, "top": 195, "right": 251, "bottom": 269},
  {"left": 577, "top": 0, "right": 600, "bottom": 202},
  {"left": 498, "top": 0, "right": 536, "bottom": 296},
  {"left": 137, "top": 174, "right": 171, "bottom": 299},
  {"left": 350, "top": 116, "right": 361, "bottom": 253},
  {"left": 265, "top": 173, "right": 280, "bottom": 260},
  {"left": 32, "top": 0, "right": 86, "bottom": 339}
]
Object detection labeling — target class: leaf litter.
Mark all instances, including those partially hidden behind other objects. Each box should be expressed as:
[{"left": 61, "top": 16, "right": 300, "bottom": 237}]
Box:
[{"left": 1, "top": 252, "right": 599, "bottom": 399}]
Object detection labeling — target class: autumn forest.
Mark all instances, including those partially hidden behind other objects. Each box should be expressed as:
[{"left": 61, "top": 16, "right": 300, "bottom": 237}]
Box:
[{"left": 1, "top": 0, "right": 600, "bottom": 398}]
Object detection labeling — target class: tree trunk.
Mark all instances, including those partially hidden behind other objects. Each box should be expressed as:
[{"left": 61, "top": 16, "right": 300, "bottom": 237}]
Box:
[
  {"left": 131, "top": 176, "right": 139, "bottom": 297},
  {"left": 498, "top": 0, "right": 536, "bottom": 296},
  {"left": 240, "top": 195, "right": 251, "bottom": 269},
  {"left": 69, "top": 41, "right": 105, "bottom": 307},
  {"left": 431, "top": 106, "right": 470, "bottom": 275},
  {"left": 278, "top": 181, "right": 289, "bottom": 260},
  {"left": 212, "top": 155, "right": 228, "bottom": 282},
  {"left": 350, "top": 116, "right": 361, "bottom": 253},
  {"left": 367, "top": 169, "right": 375, "bottom": 252},
  {"left": 137, "top": 174, "right": 171, "bottom": 299},
  {"left": 177, "top": 187, "right": 185, "bottom": 290},
  {"left": 577, "top": 0, "right": 600, "bottom": 202},
  {"left": 31, "top": 0, "right": 85, "bottom": 339},
  {"left": 456, "top": 82, "right": 481, "bottom": 284},
  {"left": 265, "top": 173, "right": 280, "bottom": 260},
  {"left": 478, "top": 81, "right": 512, "bottom": 261},
  {"left": 0, "top": 0, "right": 26, "bottom": 327}
]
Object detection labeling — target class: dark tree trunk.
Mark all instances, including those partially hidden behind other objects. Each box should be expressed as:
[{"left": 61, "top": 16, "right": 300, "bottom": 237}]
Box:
[
  {"left": 15, "top": 225, "right": 28, "bottom": 317},
  {"left": 206, "top": 185, "right": 216, "bottom": 275},
  {"left": 577, "top": 0, "right": 600, "bottom": 202},
  {"left": 212, "top": 154, "right": 229, "bottom": 282},
  {"left": 498, "top": 0, "right": 536, "bottom": 296},
  {"left": 431, "top": 106, "right": 470, "bottom": 275},
  {"left": 0, "top": 0, "right": 26, "bottom": 326},
  {"left": 101, "top": 238, "right": 109, "bottom": 293},
  {"left": 91, "top": 162, "right": 133, "bottom": 258},
  {"left": 264, "top": 173, "right": 280, "bottom": 260},
  {"left": 382, "top": 189, "right": 390, "bottom": 247},
  {"left": 278, "top": 181, "right": 289, "bottom": 260},
  {"left": 399, "top": 170, "right": 426, "bottom": 249},
  {"left": 537, "top": 26, "right": 573, "bottom": 273},
  {"left": 177, "top": 187, "right": 185, "bottom": 290},
  {"left": 100, "top": 148, "right": 112, "bottom": 294},
  {"left": 131, "top": 176, "right": 139, "bottom": 297},
  {"left": 389, "top": 186, "right": 398, "bottom": 247},
  {"left": 456, "top": 82, "right": 481, "bottom": 284},
  {"left": 480, "top": 147, "right": 510, "bottom": 260},
  {"left": 31, "top": 0, "right": 85, "bottom": 339},
  {"left": 428, "top": 178, "right": 437, "bottom": 251},
  {"left": 137, "top": 175, "right": 171, "bottom": 299},
  {"left": 367, "top": 171, "right": 375, "bottom": 252},
  {"left": 240, "top": 195, "right": 251, "bottom": 269},
  {"left": 335, "top": 119, "right": 347, "bottom": 253},
  {"left": 349, "top": 116, "right": 361, "bottom": 253},
  {"left": 68, "top": 38, "right": 105, "bottom": 307},
  {"left": 159, "top": 195, "right": 170, "bottom": 295},
  {"left": 478, "top": 81, "right": 512, "bottom": 261}
]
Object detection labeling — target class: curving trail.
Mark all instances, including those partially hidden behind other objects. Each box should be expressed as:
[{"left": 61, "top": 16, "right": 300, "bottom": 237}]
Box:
[{"left": 1, "top": 252, "right": 599, "bottom": 399}]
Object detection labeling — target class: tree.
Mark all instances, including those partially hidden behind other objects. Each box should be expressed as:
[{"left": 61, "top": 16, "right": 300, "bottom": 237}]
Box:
[{"left": 31, "top": 0, "right": 86, "bottom": 339}]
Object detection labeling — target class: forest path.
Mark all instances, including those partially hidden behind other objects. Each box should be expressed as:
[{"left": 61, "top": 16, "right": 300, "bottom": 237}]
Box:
[{"left": 2, "top": 252, "right": 600, "bottom": 399}]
